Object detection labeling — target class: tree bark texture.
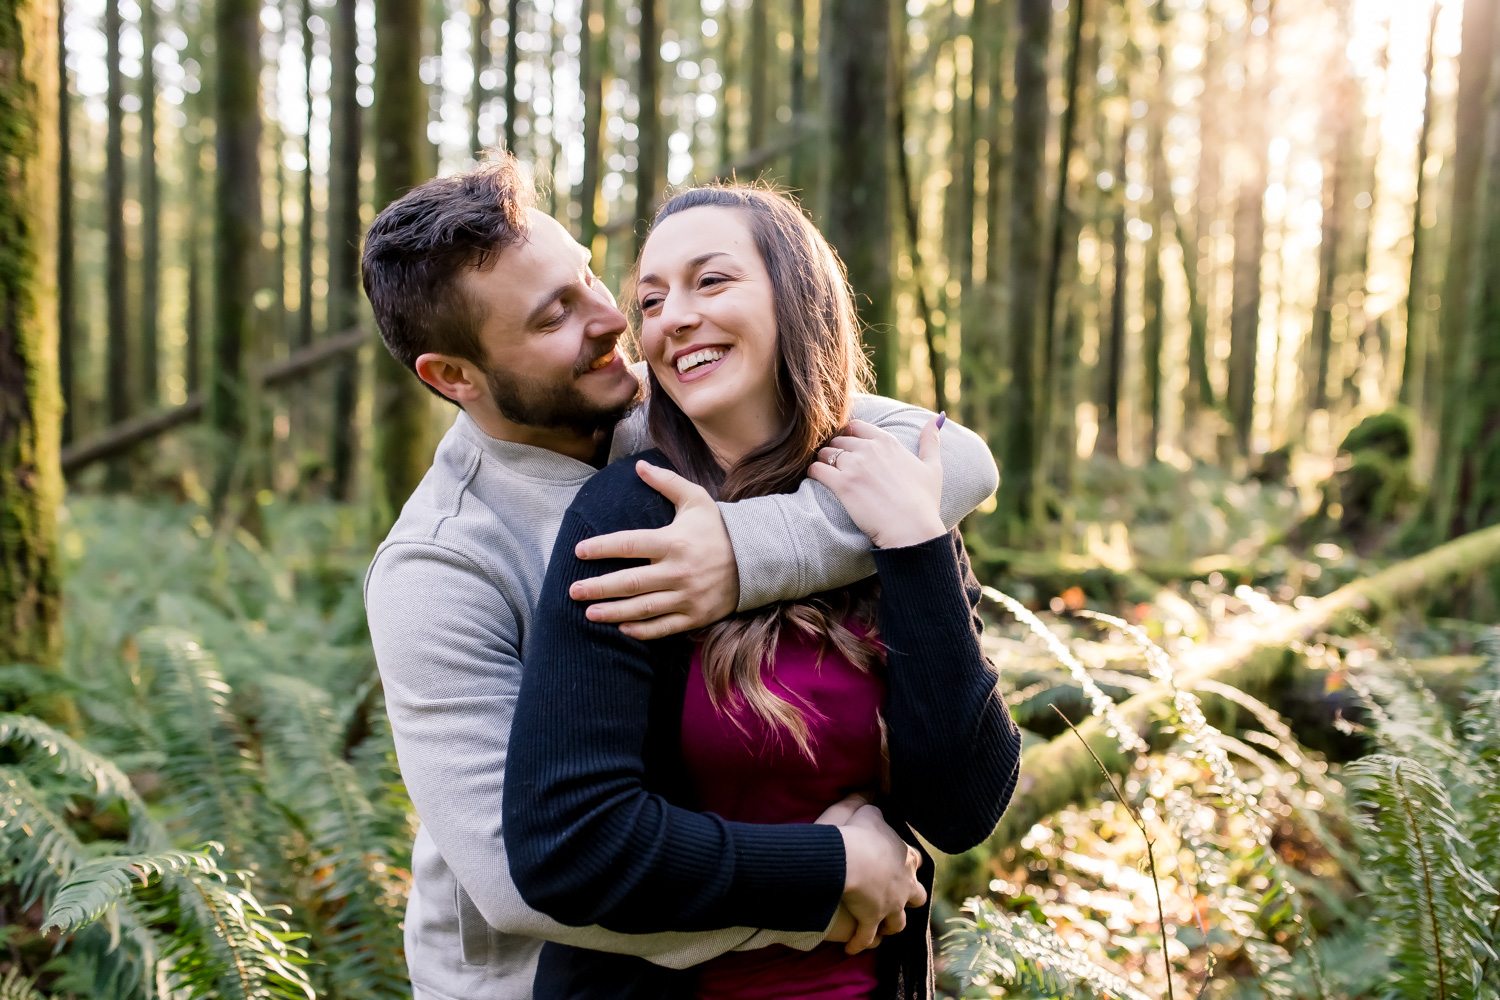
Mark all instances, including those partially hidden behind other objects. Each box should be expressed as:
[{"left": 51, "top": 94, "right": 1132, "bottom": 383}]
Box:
[
  {"left": 634, "top": 0, "right": 661, "bottom": 254},
  {"left": 373, "top": 0, "right": 433, "bottom": 524},
  {"left": 210, "top": 0, "right": 263, "bottom": 510},
  {"left": 104, "top": 0, "right": 129, "bottom": 487},
  {"left": 942, "top": 520, "right": 1500, "bottom": 901},
  {"left": 821, "top": 0, "right": 894, "bottom": 394},
  {"left": 995, "top": 0, "right": 1050, "bottom": 534},
  {"left": 0, "top": 0, "right": 64, "bottom": 667},
  {"left": 139, "top": 0, "right": 159, "bottom": 408},
  {"left": 329, "top": 0, "right": 362, "bottom": 501}
]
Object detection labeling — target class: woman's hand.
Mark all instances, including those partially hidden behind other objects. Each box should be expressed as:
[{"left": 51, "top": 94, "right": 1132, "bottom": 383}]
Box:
[{"left": 809, "top": 416, "right": 947, "bottom": 550}]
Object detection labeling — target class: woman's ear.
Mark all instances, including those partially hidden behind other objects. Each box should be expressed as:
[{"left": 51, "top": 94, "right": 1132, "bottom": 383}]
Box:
[{"left": 415, "top": 353, "right": 486, "bottom": 405}]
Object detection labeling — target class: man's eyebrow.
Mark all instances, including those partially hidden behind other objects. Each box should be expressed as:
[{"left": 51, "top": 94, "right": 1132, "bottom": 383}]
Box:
[{"left": 638, "top": 251, "right": 731, "bottom": 288}]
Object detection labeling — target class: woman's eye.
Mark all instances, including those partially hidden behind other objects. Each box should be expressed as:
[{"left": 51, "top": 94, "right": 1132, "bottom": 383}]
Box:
[
  {"left": 699, "top": 273, "right": 727, "bottom": 288},
  {"left": 639, "top": 294, "right": 663, "bottom": 311}
]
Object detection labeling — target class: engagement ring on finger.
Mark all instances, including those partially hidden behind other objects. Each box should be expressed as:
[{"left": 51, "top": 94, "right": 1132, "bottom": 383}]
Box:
[{"left": 825, "top": 448, "right": 844, "bottom": 468}]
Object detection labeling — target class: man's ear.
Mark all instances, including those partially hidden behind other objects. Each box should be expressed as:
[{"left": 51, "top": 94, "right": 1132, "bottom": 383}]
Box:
[{"left": 415, "top": 353, "right": 486, "bottom": 405}]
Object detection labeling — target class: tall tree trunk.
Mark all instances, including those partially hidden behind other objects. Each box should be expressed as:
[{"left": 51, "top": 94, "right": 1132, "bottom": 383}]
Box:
[
  {"left": 471, "top": 0, "right": 491, "bottom": 154},
  {"left": 186, "top": 139, "right": 203, "bottom": 394},
  {"left": 996, "top": 0, "right": 1050, "bottom": 536},
  {"left": 1227, "top": 6, "right": 1274, "bottom": 459},
  {"left": 1309, "top": 12, "right": 1354, "bottom": 417},
  {"left": 1425, "top": 0, "right": 1497, "bottom": 543},
  {"left": 1098, "top": 125, "right": 1128, "bottom": 461},
  {"left": 503, "top": 0, "right": 519, "bottom": 150},
  {"left": 1400, "top": 2, "right": 1441, "bottom": 411},
  {"left": 1142, "top": 16, "right": 1167, "bottom": 462},
  {"left": 821, "top": 0, "right": 894, "bottom": 393},
  {"left": 747, "top": 0, "right": 768, "bottom": 151},
  {"left": 0, "top": 0, "right": 64, "bottom": 670},
  {"left": 1187, "top": 6, "right": 1222, "bottom": 417},
  {"left": 328, "top": 0, "right": 362, "bottom": 500},
  {"left": 104, "top": 0, "right": 130, "bottom": 487},
  {"left": 893, "top": 14, "right": 942, "bottom": 412},
  {"left": 788, "top": 0, "right": 808, "bottom": 194},
  {"left": 373, "top": 0, "right": 433, "bottom": 524},
  {"left": 210, "top": 0, "right": 263, "bottom": 511},
  {"left": 634, "top": 0, "right": 661, "bottom": 253},
  {"left": 57, "top": 0, "right": 74, "bottom": 445},
  {"left": 963, "top": 0, "right": 1010, "bottom": 445},
  {"left": 716, "top": 0, "right": 736, "bottom": 167},
  {"left": 297, "top": 0, "right": 314, "bottom": 350},
  {"left": 139, "top": 0, "right": 159, "bottom": 407},
  {"left": 576, "top": 0, "right": 605, "bottom": 246},
  {"left": 1040, "top": 0, "right": 1085, "bottom": 469}
]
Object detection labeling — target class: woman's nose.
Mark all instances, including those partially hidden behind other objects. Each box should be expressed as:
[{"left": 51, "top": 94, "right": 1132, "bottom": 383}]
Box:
[{"left": 655, "top": 290, "right": 698, "bottom": 338}]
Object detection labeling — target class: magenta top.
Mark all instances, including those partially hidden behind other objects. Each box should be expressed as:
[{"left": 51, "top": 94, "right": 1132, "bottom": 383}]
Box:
[{"left": 680, "top": 628, "right": 886, "bottom": 1000}]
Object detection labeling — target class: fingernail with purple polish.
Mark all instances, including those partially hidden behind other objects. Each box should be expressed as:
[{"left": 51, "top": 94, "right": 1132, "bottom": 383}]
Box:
[{"left": 936, "top": 411, "right": 946, "bottom": 429}]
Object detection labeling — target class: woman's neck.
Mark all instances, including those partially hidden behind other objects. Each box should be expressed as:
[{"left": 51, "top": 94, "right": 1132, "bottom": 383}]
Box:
[{"left": 693, "top": 404, "right": 782, "bottom": 471}]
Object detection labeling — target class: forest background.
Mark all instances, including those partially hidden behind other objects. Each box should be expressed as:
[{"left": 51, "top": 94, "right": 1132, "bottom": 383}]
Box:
[{"left": 5, "top": 0, "right": 1500, "bottom": 995}]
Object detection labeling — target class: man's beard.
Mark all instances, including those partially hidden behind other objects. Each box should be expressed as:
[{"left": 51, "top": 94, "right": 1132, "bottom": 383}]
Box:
[{"left": 481, "top": 354, "right": 644, "bottom": 437}]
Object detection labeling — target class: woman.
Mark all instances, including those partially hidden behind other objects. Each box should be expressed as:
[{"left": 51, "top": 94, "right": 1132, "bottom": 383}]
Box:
[{"left": 503, "top": 185, "right": 1022, "bottom": 999}]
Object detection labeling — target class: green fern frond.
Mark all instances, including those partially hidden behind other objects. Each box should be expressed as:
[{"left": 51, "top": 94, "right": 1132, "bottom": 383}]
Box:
[
  {"left": 1345, "top": 754, "right": 1494, "bottom": 999},
  {"left": 43, "top": 847, "right": 315, "bottom": 1000},
  {"left": 0, "top": 765, "right": 92, "bottom": 907},
  {"left": 0, "top": 968, "right": 44, "bottom": 1000},
  {"left": 940, "top": 898, "right": 1151, "bottom": 1000},
  {"left": 0, "top": 712, "right": 168, "bottom": 849},
  {"left": 136, "top": 628, "right": 265, "bottom": 860}
]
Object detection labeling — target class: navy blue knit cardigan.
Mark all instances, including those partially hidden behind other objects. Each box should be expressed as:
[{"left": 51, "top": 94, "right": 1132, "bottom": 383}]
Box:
[{"left": 503, "top": 452, "right": 1022, "bottom": 999}]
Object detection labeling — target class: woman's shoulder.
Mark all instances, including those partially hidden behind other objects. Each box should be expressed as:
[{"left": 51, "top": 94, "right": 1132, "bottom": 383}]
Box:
[{"left": 567, "top": 448, "right": 679, "bottom": 534}]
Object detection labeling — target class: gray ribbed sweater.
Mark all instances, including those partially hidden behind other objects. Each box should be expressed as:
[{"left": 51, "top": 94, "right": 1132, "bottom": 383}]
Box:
[{"left": 364, "top": 397, "right": 998, "bottom": 1000}]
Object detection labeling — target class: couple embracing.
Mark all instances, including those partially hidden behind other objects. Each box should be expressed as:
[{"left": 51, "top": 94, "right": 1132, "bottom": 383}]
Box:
[{"left": 362, "top": 154, "right": 1023, "bottom": 1000}]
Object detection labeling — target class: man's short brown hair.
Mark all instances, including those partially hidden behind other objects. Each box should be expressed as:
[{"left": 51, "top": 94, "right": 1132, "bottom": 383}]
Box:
[{"left": 361, "top": 154, "right": 535, "bottom": 395}]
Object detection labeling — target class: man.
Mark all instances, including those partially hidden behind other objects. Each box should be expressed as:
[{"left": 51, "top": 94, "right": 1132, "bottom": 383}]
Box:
[{"left": 361, "top": 156, "right": 999, "bottom": 999}]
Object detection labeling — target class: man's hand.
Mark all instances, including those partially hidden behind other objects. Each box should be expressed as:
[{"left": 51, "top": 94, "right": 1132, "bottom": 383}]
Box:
[
  {"left": 569, "top": 461, "right": 739, "bottom": 640},
  {"left": 834, "top": 805, "right": 925, "bottom": 955}
]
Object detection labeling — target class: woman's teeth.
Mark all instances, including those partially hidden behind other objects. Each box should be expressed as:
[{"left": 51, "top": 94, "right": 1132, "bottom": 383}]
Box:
[
  {"left": 676, "top": 347, "right": 727, "bottom": 374},
  {"left": 588, "top": 348, "right": 617, "bottom": 371}
]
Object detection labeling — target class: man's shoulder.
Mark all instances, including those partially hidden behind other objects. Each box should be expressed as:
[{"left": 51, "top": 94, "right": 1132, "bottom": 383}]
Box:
[{"left": 567, "top": 448, "right": 677, "bottom": 534}]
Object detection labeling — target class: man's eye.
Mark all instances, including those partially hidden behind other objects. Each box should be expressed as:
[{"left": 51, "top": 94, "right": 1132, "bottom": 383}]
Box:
[{"left": 541, "top": 310, "right": 566, "bottom": 328}]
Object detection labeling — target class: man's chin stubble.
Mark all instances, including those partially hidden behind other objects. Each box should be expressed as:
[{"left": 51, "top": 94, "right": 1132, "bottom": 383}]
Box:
[{"left": 485, "top": 367, "right": 644, "bottom": 437}]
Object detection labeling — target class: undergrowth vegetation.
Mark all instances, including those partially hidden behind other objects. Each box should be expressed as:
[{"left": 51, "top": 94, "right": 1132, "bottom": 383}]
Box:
[{"left": 1, "top": 495, "right": 1497, "bottom": 999}]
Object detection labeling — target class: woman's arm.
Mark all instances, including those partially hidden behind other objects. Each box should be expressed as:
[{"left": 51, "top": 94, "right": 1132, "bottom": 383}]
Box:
[
  {"left": 874, "top": 531, "right": 1023, "bottom": 854},
  {"left": 503, "top": 479, "right": 854, "bottom": 936}
]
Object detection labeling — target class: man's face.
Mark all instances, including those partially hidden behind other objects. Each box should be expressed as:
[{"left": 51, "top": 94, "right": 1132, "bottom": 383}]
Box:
[{"left": 462, "top": 209, "right": 643, "bottom": 436}]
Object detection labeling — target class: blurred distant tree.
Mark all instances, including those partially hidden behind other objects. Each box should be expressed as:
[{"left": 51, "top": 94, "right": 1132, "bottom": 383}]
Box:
[
  {"left": 576, "top": 0, "right": 605, "bottom": 246},
  {"left": 1, "top": 0, "right": 65, "bottom": 668},
  {"left": 57, "top": 0, "right": 74, "bottom": 445},
  {"left": 104, "top": 0, "right": 130, "bottom": 487},
  {"left": 503, "top": 0, "right": 519, "bottom": 150},
  {"left": 471, "top": 0, "right": 492, "bottom": 154},
  {"left": 1309, "top": 6, "right": 1354, "bottom": 417},
  {"left": 329, "top": 0, "right": 362, "bottom": 500},
  {"left": 1401, "top": 2, "right": 1441, "bottom": 414},
  {"left": 140, "top": 0, "right": 160, "bottom": 408},
  {"left": 1140, "top": 5, "right": 1167, "bottom": 462},
  {"left": 634, "top": 0, "right": 661, "bottom": 253},
  {"left": 1097, "top": 122, "right": 1127, "bottom": 461},
  {"left": 297, "top": 0, "right": 315, "bottom": 351},
  {"left": 210, "top": 0, "right": 263, "bottom": 511},
  {"left": 821, "top": 0, "right": 894, "bottom": 393},
  {"left": 373, "top": 0, "right": 433, "bottom": 524},
  {"left": 747, "top": 0, "right": 768, "bottom": 151},
  {"left": 996, "top": 0, "right": 1050, "bottom": 534}
]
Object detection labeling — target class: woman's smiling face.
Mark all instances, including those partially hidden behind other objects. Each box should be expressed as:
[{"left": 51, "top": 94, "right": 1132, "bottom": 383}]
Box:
[{"left": 636, "top": 206, "right": 782, "bottom": 459}]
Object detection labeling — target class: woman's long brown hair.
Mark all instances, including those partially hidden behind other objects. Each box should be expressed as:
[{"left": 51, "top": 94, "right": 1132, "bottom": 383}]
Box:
[{"left": 631, "top": 184, "right": 883, "bottom": 758}]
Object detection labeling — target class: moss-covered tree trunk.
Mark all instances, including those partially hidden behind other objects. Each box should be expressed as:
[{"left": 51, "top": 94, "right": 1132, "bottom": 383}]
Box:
[
  {"left": 634, "top": 0, "right": 661, "bottom": 254},
  {"left": 209, "top": 0, "right": 262, "bottom": 512},
  {"left": 1423, "top": 0, "right": 1496, "bottom": 545},
  {"left": 328, "top": 0, "right": 362, "bottom": 501},
  {"left": 995, "top": 0, "right": 1049, "bottom": 536},
  {"left": 1, "top": 0, "right": 64, "bottom": 668},
  {"left": 373, "top": 0, "right": 432, "bottom": 525},
  {"left": 139, "top": 0, "right": 159, "bottom": 408},
  {"left": 821, "top": 0, "right": 894, "bottom": 394},
  {"left": 104, "top": 0, "right": 130, "bottom": 488}
]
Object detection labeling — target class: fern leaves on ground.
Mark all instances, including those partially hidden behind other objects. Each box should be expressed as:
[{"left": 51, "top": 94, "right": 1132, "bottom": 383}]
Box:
[{"left": 0, "top": 500, "right": 409, "bottom": 999}]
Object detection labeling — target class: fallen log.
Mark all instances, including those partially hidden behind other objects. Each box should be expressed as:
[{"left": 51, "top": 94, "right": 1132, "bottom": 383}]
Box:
[
  {"left": 61, "top": 327, "right": 368, "bottom": 475},
  {"left": 941, "top": 522, "right": 1500, "bottom": 900}
]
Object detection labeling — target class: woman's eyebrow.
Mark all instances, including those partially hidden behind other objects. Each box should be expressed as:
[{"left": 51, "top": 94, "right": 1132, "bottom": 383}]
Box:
[{"left": 638, "top": 251, "right": 732, "bottom": 287}]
